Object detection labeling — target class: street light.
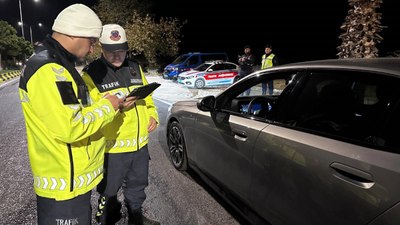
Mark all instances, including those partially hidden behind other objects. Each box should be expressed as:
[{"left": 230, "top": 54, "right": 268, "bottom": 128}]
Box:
[
  {"left": 18, "top": 0, "right": 24, "bottom": 38},
  {"left": 18, "top": 0, "right": 40, "bottom": 39},
  {"left": 31, "top": 23, "right": 43, "bottom": 45},
  {"left": 20, "top": 22, "right": 43, "bottom": 45}
]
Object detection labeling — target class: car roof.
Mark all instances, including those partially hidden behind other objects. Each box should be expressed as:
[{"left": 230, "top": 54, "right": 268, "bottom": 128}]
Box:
[
  {"left": 265, "top": 58, "right": 400, "bottom": 77},
  {"left": 203, "top": 60, "right": 236, "bottom": 65}
]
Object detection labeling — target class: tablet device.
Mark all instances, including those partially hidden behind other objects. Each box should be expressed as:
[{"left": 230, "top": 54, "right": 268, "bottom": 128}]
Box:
[{"left": 126, "top": 82, "right": 161, "bottom": 99}]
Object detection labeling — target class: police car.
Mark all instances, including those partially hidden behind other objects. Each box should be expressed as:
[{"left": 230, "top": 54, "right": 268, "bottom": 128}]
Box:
[{"left": 177, "top": 61, "right": 239, "bottom": 88}]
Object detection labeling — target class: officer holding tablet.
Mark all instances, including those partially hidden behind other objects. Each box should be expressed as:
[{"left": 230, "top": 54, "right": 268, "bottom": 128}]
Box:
[{"left": 82, "top": 24, "right": 160, "bottom": 225}]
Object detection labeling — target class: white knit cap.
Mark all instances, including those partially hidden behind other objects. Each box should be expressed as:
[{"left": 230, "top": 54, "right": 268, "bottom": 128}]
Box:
[
  {"left": 100, "top": 24, "right": 129, "bottom": 52},
  {"left": 52, "top": 4, "right": 102, "bottom": 38}
]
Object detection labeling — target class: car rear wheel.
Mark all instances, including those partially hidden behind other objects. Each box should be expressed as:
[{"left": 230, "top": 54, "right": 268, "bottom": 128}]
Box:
[
  {"left": 194, "top": 78, "right": 205, "bottom": 89},
  {"left": 167, "top": 121, "right": 188, "bottom": 171}
]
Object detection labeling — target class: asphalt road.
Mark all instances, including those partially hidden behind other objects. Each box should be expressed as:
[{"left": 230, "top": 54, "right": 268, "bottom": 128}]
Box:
[{"left": 0, "top": 77, "right": 243, "bottom": 225}]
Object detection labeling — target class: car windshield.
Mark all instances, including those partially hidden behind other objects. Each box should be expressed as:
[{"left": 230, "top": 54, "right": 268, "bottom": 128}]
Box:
[
  {"left": 194, "top": 63, "right": 212, "bottom": 71},
  {"left": 172, "top": 55, "right": 189, "bottom": 64}
]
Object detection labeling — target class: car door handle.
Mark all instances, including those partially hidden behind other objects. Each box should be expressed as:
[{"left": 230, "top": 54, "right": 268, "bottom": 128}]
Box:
[
  {"left": 330, "top": 162, "right": 375, "bottom": 189},
  {"left": 233, "top": 129, "right": 247, "bottom": 141}
]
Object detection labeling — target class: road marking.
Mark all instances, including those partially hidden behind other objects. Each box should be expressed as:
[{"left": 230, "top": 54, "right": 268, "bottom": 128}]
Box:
[{"left": 153, "top": 97, "right": 173, "bottom": 106}]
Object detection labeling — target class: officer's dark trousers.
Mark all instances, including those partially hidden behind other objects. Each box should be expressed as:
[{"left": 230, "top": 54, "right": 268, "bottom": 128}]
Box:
[
  {"left": 37, "top": 191, "right": 92, "bottom": 225},
  {"left": 97, "top": 145, "right": 150, "bottom": 224},
  {"left": 262, "top": 80, "right": 274, "bottom": 95}
]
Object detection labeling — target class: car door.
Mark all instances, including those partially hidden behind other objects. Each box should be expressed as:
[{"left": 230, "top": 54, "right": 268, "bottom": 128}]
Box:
[
  {"left": 249, "top": 70, "right": 400, "bottom": 225},
  {"left": 193, "top": 108, "right": 267, "bottom": 203},
  {"left": 193, "top": 71, "right": 296, "bottom": 207},
  {"left": 203, "top": 64, "right": 222, "bottom": 86},
  {"left": 215, "top": 63, "right": 238, "bottom": 85}
]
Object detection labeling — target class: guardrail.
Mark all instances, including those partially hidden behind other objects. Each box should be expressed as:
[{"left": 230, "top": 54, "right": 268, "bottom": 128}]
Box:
[{"left": 0, "top": 70, "right": 21, "bottom": 83}]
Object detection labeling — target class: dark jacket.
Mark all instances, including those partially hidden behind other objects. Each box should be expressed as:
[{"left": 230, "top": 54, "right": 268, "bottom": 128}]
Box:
[{"left": 238, "top": 53, "right": 255, "bottom": 76}]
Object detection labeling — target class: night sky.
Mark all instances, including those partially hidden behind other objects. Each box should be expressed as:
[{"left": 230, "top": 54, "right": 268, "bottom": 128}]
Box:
[{"left": 0, "top": 0, "right": 399, "bottom": 64}]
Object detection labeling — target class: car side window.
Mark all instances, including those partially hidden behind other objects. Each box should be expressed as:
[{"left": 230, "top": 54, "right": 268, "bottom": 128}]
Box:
[
  {"left": 239, "top": 78, "right": 290, "bottom": 97},
  {"left": 278, "top": 70, "right": 400, "bottom": 150},
  {"left": 382, "top": 103, "right": 400, "bottom": 152},
  {"left": 213, "top": 64, "right": 224, "bottom": 71},
  {"left": 225, "top": 64, "right": 236, "bottom": 70},
  {"left": 208, "top": 65, "right": 217, "bottom": 71},
  {"left": 220, "top": 72, "right": 297, "bottom": 119},
  {"left": 187, "top": 55, "right": 199, "bottom": 66}
]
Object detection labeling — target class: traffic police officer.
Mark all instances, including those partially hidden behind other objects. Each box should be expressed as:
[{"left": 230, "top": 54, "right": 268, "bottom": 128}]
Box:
[
  {"left": 19, "top": 4, "right": 123, "bottom": 225},
  {"left": 261, "top": 44, "right": 279, "bottom": 95},
  {"left": 82, "top": 24, "right": 159, "bottom": 225}
]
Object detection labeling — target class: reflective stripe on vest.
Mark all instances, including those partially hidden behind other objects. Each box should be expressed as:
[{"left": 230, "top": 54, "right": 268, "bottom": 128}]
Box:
[
  {"left": 106, "top": 135, "right": 149, "bottom": 149},
  {"left": 71, "top": 104, "right": 111, "bottom": 124},
  {"left": 33, "top": 165, "right": 103, "bottom": 191}
]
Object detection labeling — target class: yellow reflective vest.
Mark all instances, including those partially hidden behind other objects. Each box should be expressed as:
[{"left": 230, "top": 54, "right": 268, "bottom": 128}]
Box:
[
  {"left": 19, "top": 38, "right": 117, "bottom": 201},
  {"left": 261, "top": 53, "right": 275, "bottom": 69},
  {"left": 82, "top": 58, "right": 159, "bottom": 154}
]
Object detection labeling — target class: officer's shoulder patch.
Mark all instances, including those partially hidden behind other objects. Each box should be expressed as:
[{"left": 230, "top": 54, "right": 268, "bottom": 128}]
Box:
[{"left": 56, "top": 81, "right": 79, "bottom": 105}]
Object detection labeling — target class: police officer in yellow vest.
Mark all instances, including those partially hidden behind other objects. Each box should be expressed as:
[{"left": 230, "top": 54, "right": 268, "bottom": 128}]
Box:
[
  {"left": 261, "top": 44, "right": 279, "bottom": 95},
  {"left": 82, "top": 24, "right": 160, "bottom": 225},
  {"left": 19, "top": 4, "right": 124, "bottom": 225}
]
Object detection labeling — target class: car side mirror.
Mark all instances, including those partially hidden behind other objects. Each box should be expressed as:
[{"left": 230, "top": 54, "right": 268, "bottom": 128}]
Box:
[
  {"left": 207, "top": 69, "right": 213, "bottom": 72},
  {"left": 197, "top": 95, "right": 216, "bottom": 112}
]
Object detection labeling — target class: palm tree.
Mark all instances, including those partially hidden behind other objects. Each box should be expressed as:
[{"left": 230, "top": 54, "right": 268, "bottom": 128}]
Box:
[{"left": 337, "top": 0, "right": 384, "bottom": 58}]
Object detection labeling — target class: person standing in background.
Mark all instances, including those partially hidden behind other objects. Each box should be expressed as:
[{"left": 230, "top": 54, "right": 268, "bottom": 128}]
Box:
[
  {"left": 19, "top": 4, "right": 123, "bottom": 225},
  {"left": 261, "top": 44, "right": 279, "bottom": 95},
  {"left": 238, "top": 45, "right": 255, "bottom": 95},
  {"left": 82, "top": 24, "right": 160, "bottom": 225}
]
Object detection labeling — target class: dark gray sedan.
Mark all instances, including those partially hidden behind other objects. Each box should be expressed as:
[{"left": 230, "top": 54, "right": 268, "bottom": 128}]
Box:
[{"left": 166, "top": 58, "right": 400, "bottom": 225}]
